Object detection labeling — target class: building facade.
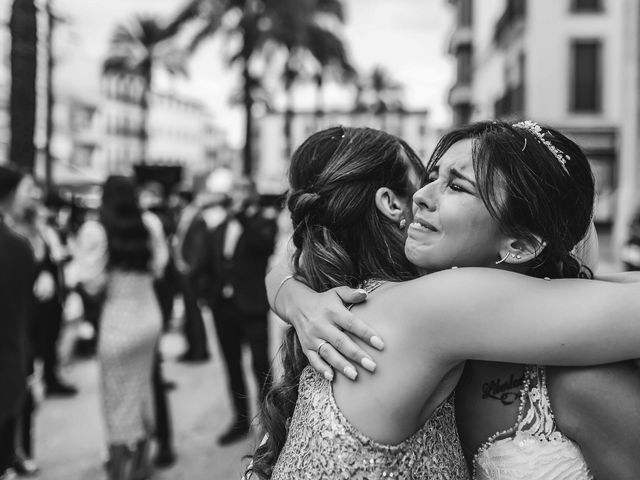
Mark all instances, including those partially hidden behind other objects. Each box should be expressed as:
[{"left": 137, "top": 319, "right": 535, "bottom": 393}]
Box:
[
  {"left": 446, "top": 0, "right": 640, "bottom": 254},
  {"left": 100, "top": 72, "right": 226, "bottom": 183},
  {"left": 254, "top": 109, "right": 433, "bottom": 194}
]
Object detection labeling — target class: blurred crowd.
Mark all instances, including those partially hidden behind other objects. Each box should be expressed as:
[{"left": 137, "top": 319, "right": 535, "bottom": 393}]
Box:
[{"left": 0, "top": 165, "right": 285, "bottom": 480}]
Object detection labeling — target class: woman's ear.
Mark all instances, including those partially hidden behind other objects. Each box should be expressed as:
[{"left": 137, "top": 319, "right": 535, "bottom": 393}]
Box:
[
  {"left": 375, "top": 187, "right": 406, "bottom": 223},
  {"left": 497, "top": 235, "right": 546, "bottom": 265}
]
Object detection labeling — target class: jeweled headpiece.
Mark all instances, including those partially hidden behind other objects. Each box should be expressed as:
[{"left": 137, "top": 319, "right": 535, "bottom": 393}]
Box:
[{"left": 512, "top": 120, "right": 570, "bottom": 173}]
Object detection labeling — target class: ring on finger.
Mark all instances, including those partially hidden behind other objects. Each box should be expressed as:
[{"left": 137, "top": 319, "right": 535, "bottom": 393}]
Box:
[{"left": 316, "top": 341, "right": 330, "bottom": 357}]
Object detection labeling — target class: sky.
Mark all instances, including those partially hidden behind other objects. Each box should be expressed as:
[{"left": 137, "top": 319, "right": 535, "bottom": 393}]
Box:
[{"left": 2, "top": 0, "right": 454, "bottom": 147}]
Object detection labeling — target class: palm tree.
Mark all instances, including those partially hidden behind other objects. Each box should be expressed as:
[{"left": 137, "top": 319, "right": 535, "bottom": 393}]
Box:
[
  {"left": 9, "top": 0, "right": 37, "bottom": 171},
  {"left": 350, "top": 65, "right": 404, "bottom": 115},
  {"left": 166, "top": 0, "right": 271, "bottom": 175},
  {"left": 269, "top": 0, "right": 353, "bottom": 158},
  {"left": 168, "top": 0, "right": 352, "bottom": 175},
  {"left": 369, "top": 65, "right": 404, "bottom": 114},
  {"left": 102, "top": 12, "right": 193, "bottom": 164},
  {"left": 307, "top": 26, "right": 356, "bottom": 129}
]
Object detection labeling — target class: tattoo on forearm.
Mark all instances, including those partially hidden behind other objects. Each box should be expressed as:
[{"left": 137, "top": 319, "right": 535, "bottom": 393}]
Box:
[{"left": 481, "top": 373, "right": 524, "bottom": 405}]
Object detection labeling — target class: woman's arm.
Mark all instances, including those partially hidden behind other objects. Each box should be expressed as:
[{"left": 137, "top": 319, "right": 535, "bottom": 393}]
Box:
[
  {"left": 401, "top": 268, "right": 640, "bottom": 366},
  {"left": 547, "top": 363, "right": 640, "bottom": 479},
  {"left": 266, "top": 258, "right": 381, "bottom": 378}
]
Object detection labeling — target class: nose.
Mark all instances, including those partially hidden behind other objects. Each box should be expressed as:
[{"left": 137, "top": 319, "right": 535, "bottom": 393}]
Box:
[{"left": 412, "top": 182, "right": 437, "bottom": 212}]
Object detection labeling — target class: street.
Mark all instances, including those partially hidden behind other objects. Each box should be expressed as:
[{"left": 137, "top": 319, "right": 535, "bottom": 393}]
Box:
[{"left": 33, "top": 311, "right": 287, "bottom": 480}]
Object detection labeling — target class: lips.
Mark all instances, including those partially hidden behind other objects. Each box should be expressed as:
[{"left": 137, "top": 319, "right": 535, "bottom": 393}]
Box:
[{"left": 410, "top": 217, "right": 438, "bottom": 232}]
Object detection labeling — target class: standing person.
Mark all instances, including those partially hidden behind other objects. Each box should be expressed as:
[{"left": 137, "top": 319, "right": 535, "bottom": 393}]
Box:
[
  {"left": 139, "top": 181, "right": 177, "bottom": 332},
  {"left": 66, "top": 206, "right": 107, "bottom": 357},
  {"left": 250, "top": 125, "right": 640, "bottom": 479},
  {"left": 0, "top": 166, "right": 36, "bottom": 480},
  {"left": 9, "top": 176, "right": 77, "bottom": 397},
  {"left": 137, "top": 181, "right": 177, "bottom": 469},
  {"left": 172, "top": 190, "right": 210, "bottom": 362},
  {"left": 201, "top": 176, "right": 277, "bottom": 445},
  {"left": 97, "top": 176, "right": 168, "bottom": 480}
]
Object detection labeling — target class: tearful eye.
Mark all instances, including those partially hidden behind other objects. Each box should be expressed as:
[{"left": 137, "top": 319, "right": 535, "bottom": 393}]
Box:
[{"left": 448, "top": 183, "right": 466, "bottom": 193}]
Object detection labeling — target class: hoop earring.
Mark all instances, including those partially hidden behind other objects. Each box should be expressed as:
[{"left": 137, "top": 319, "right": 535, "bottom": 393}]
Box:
[{"left": 495, "top": 252, "right": 510, "bottom": 265}]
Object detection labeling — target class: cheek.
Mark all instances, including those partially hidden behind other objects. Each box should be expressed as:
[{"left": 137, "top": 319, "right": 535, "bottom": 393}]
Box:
[{"left": 441, "top": 202, "right": 501, "bottom": 249}]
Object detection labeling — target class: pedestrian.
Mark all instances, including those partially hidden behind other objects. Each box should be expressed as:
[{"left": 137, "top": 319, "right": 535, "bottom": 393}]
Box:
[
  {"left": 97, "top": 176, "right": 168, "bottom": 479},
  {"left": 137, "top": 181, "right": 177, "bottom": 469},
  {"left": 9, "top": 176, "right": 77, "bottom": 398},
  {"left": 0, "top": 166, "right": 37, "bottom": 480},
  {"left": 172, "top": 189, "right": 210, "bottom": 362},
  {"left": 201, "top": 176, "right": 277, "bottom": 445}
]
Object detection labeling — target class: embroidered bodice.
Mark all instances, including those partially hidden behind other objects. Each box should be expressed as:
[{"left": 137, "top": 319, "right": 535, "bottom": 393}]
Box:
[
  {"left": 473, "top": 366, "right": 592, "bottom": 480},
  {"left": 271, "top": 366, "right": 470, "bottom": 479}
]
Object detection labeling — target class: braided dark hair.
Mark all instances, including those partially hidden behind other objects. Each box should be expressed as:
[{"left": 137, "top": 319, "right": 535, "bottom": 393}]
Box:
[{"left": 247, "top": 126, "right": 424, "bottom": 478}]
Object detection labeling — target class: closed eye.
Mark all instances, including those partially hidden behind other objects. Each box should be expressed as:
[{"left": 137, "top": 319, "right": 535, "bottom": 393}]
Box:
[{"left": 448, "top": 182, "right": 467, "bottom": 193}]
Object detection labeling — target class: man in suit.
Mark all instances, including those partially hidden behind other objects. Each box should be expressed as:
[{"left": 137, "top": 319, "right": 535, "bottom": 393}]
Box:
[
  {"left": 0, "top": 166, "right": 36, "bottom": 479},
  {"left": 172, "top": 190, "right": 210, "bottom": 362},
  {"left": 202, "top": 176, "right": 278, "bottom": 445}
]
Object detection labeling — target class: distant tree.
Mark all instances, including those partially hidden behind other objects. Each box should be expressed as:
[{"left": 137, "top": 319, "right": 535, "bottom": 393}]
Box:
[
  {"left": 353, "top": 65, "right": 404, "bottom": 114},
  {"left": 9, "top": 0, "right": 37, "bottom": 171},
  {"left": 269, "top": 0, "right": 355, "bottom": 158},
  {"left": 168, "top": 0, "right": 354, "bottom": 175},
  {"left": 102, "top": 12, "right": 193, "bottom": 163}
]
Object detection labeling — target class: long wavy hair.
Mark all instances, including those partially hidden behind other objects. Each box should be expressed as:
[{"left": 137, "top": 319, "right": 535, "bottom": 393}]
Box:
[
  {"left": 247, "top": 126, "right": 425, "bottom": 478},
  {"left": 427, "top": 121, "right": 595, "bottom": 279},
  {"left": 100, "top": 175, "right": 151, "bottom": 272}
]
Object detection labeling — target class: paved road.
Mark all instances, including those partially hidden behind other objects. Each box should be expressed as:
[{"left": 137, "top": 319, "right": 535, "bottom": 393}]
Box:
[{"left": 34, "top": 312, "right": 287, "bottom": 480}]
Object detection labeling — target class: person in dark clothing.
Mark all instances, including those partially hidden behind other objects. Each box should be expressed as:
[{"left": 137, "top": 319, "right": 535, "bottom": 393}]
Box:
[
  {"left": 0, "top": 166, "right": 37, "bottom": 479},
  {"left": 138, "top": 182, "right": 177, "bottom": 468},
  {"left": 200, "top": 176, "right": 278, "bottom": 445},
  {"left": 172, "top": 191, "right": 210, "bottom": 362},
  {"left": 11, "top": 179, "right": 77, "bottom": 398}
]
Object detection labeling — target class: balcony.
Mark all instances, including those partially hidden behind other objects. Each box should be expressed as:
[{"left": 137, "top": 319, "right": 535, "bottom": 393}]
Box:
[
  {"left": 448, "top": 25, "right": 473, "bottom": 54},
  {"left": 494, "top": 84, "right": 525, "bottom": 119},
  {"left": 493, "top": 0, "right": 526, "bottom": 48},
  {"left": 448, "top": 83, "right": 473, "bottom": 107}
]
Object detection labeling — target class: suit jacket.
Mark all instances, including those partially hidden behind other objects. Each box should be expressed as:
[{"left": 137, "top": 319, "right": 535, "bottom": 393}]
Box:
[
  {"left": 173, "top": 206, "right": 209, "bottom": 277},
  {"left": 201, "top": 208, "right": 277, "bottom": 315},
  {"left": 0, "top": 221, "right": 36, "bottom": 420}
]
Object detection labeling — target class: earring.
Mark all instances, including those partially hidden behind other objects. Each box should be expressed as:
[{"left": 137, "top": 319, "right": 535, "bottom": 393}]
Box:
[
  {"left": 495, "top": 252, "right": 510, "bottom": 264},
  {"left": 399, "top": 218, "right": 407, "bottom": 229},
  {"left": 511, "top": 253, "right": 522, "bottom": 259}
]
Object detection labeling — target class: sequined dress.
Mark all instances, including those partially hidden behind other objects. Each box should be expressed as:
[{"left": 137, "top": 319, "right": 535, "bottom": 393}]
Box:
[
  {"left": 271, "top": 366, "right": 470, "bottom": 479},
  {"left": 473, "top": 366, "right": 592, "bottom": 480}
]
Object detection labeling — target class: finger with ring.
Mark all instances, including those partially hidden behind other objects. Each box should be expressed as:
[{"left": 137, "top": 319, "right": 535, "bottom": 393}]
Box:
[{"left": 316, "top": 341, "right": 330, "bottom": 357}]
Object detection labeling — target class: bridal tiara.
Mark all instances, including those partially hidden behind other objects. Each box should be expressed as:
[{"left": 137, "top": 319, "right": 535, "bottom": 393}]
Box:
[{"left": 512, "top": 120, "right": 570, "bottom": 173}]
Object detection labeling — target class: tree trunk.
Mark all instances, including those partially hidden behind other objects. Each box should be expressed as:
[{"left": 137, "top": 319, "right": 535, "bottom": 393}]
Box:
[
  {"left": 242, "top": 63, "right": 253, "bottom": 177},
  {"left": 9, "top": 0, "right": 38, "bottom": 172},
  {"left": 283, "top": 62, "right": 296, "bottom": 161},
  {"left": 44, "top": 0, "right": 54, "bottom": 193},
  {"left": 140, "top": 67, "right": 152, "bottom": 165},
  {"left": 314, "top": 73, "right": 324, "bottom": 132}
]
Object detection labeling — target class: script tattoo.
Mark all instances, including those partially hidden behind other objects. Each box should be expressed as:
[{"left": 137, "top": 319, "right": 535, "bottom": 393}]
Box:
[{"left": 481, "top": 373, "right": 525, "bottom": 405}]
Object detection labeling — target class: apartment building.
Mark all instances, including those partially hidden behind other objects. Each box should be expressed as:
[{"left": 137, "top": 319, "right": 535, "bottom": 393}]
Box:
[{"left": 447, "top": 0, "right": 640, "bottom": 249}]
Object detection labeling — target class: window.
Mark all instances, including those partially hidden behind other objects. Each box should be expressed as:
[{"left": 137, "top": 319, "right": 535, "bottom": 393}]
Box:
[
  {"left": 570, "top": 40, "right": 602, "bottom": 112},
  {"left": 570, "top": 0, "right": 602, "bottom": 12},
  {"left": 457, "top": 46, "right": 473, "bottom": 85}
]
